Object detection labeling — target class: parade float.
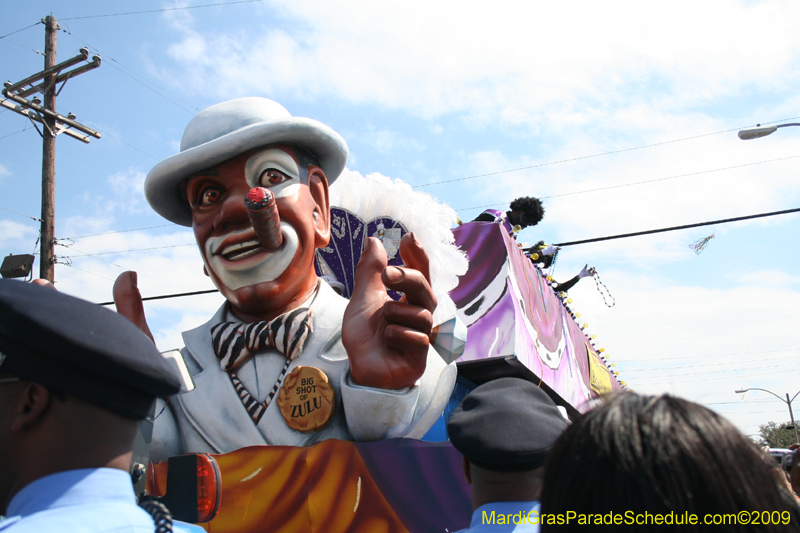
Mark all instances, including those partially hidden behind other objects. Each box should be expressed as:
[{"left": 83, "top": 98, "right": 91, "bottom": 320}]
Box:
[{"left": 142, "top": 170, "right": 622, "bottom": 533}]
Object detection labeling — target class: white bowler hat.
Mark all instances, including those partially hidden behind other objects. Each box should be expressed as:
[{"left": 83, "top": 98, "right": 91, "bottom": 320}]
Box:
[{"left": 145, "top": 97, "right": 349, "bottom": 226}]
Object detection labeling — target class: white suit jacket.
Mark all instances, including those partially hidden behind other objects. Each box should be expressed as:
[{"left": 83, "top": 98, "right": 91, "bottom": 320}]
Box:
[{"left": 151, "top": 281, "right": 456, "bottom": 461}]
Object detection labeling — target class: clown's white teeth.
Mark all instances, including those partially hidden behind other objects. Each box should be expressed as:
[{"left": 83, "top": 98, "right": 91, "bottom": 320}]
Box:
[
  {"left": 221, "top": 240, "right": 262, "bottom": 260},
  {"left": 220, "top": 239, "right": 260, "bottom": 256}
]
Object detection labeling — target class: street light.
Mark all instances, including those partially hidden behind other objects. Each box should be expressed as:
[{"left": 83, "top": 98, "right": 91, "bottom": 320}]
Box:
[
  {"left": 735, "top": 387, "right": 800, "bottom": 443},
  {"left": 738, "top": 122, "right": 800, "bottom": 140}
]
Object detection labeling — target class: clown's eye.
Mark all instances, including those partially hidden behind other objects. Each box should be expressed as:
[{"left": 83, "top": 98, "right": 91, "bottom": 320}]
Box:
[
  {"left": 258, "top": 169, "right": 291, "bottom": 187},
  {"left": 199, "top": 186, "right": 223, "bottom": 206}
]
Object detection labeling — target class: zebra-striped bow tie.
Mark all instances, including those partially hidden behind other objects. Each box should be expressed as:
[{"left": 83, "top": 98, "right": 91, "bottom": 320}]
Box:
[{"left": 211, "top": 308, "right": 312, "bottom": 372}]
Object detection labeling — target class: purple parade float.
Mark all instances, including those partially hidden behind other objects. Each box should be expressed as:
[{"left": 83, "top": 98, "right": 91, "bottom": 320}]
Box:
[{"left": 450, "top": 219, "right": 621, "bottom": 416}]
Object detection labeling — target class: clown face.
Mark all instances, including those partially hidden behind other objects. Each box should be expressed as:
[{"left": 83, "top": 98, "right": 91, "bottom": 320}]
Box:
[{"left": 185, "top": 144, "right": 330, "bottom": 322}]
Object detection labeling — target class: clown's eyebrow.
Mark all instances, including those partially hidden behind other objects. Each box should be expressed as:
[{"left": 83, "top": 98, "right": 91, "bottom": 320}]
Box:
[{"left": 190, "top": 168, "right": 219, "bottom": 178}]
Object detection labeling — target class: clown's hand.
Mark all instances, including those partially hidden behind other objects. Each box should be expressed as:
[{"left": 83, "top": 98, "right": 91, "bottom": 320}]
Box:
[
  {"left": 113, "top": 271, "right": 155, "bottom": 343},
  {"left": 342, "top": 234, "right": 436, "bottom": 390}
]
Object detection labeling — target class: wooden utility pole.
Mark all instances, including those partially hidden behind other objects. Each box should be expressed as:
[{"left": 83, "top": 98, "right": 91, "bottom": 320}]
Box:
[
  {"left": 1, "top": 15, "right": 101, "bottom": 282},
  {"left": 40, "top": 15, "right": 58, "bottom": 282}
]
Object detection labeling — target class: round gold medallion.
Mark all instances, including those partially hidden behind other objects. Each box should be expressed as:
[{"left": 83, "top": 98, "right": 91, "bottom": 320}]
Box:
[{"left": 277, "top": 366, "right": 336, "bottom": 432}]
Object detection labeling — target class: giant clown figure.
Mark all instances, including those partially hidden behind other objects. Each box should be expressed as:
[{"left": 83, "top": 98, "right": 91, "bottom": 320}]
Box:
[{"left": 114, "top": 98, "right": 456, "bottom": 461}]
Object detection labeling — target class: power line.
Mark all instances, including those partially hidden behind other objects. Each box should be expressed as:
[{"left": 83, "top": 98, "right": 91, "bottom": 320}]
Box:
[
  {"left": 69, "top": 243, "right": 196, "bottom": 257},
  {"left": 65, "top": 263, "right": 118, "bottom": 283},
  {"left": 615, "top": 346, "right": 798, "bottom": 363},
  {"left": 3, "top": 101, "right": 158, "bottom": 160},
  {"left": 633, "top": 366, "right": 799, "bottom": 385},
  {"left": 66, "top": 264, "right": 217, "bottom": 313},
  {"left": 59, "top": 27, "right": 199, "bottom": 114},
  {"left": 67, "top": 224, "right": 176, "bottom": 239},
  {"left": 622, "top": 353, "right": 800, "bottom": 374},
  {"left": 62, "top": 244, "right": 217, "bottom": 303},
  {"left": 455, "top": 153, "right": 800, "bottom": 213},
  {"left": 0, "top": 21, "right": 42, "bottom": 40},
  {"left": 416, "top": 115, "right": 800, "bottom": 189},
  {"left": 0, "top": 126, "right": 31, "bottom": 141},
  {"left": 96, "top": 288, "right": 219, "bottom": 307},
  {"left": 78, "top": 122, "right": 160, "bottom": 160},
  {"left": 84, "top": 206, "right": 800, "bottom": 303},
  {"left": 60, "top": 0, "right": 269, "bottom": 21},
  {"left": 713, "top": 409, "right": 799, "bottom": 415},
  {"left": 705, "top": 400, "right": 776, "bottom": 406},
  {"left": 0, "top": 205, "right": 42, "bottom": 222},
  {"left": 1, "top": 37, "right": 44, "bottom": 56},
  {"left": 99, "top": 59, "right": 197, "bottom": 115},
  {"left": 552, "top": 206, "right": 800, "bottom": 248},
  {"left": 622, "top": 361, "right": 800, "bottom": 381}
]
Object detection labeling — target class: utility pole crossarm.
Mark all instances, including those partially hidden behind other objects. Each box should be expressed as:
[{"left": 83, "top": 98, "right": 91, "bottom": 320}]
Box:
[
  {"left": 3, "top": 47, "right": 92, "bottom": 94},
  {"left": 17, "top": 54, "right": 102, "bottom": 99},
  {"left": 1, "top": 92, "right": 101, "bottom": 139},
  {"left": 0, "top": 99, "right": 91, "bottom": 143},
  {"left": 2, "top": 44, "right": 102, "bottom": 143}
]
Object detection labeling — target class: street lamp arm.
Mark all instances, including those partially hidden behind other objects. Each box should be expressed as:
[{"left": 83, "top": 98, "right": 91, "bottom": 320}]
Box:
[
  {"left": 735, "top": 387, "right": 786, "bottom": 402},
  {"left": 738, "top": 122, "right": 800, "bottom": 140},
  {"left": 736, "top": 387, "right": 800, "bottom": 444}
]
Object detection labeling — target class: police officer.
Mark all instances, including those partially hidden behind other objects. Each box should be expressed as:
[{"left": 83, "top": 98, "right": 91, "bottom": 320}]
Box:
[
  {"left": 447, "top": 378, "right": 568, "bottom": 533},
  {"left": 0, "top": 280, "right": 201, "bottom": 532}
]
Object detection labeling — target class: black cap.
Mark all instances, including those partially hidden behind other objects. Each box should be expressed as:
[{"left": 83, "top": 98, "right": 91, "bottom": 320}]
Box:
[
  {"left": 447, "top": 377, "right": 568, "bottom": 472},
  {"left": 0, "top": 280, "right": 182, "bottom": 419}
]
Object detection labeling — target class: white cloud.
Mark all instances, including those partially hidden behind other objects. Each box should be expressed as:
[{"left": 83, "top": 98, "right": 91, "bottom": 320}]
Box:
[
  {"left": 0, "top": 219, "right": 38, "bottom": 249},
  {"left": 105, "top": 168, "right": 148, "bottom": 214},
  {"left": 108, "top": 168, "right": 146, "bottom": 196},
  {"left": 559, "top": 267, "right": 800, "bottom": 432},
  {"left": 356, "top": 126, "right": 426, "bottom": 155},
  {"left": 158, "top": 0, "right": 800, "bottom": 125}
]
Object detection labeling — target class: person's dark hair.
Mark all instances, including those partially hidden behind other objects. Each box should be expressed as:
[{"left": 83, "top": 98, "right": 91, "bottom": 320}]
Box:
[
  {"left": 508, "top": 197, "right": 544, "bottom": 228},
  {"left": 540, "top": 393, "right": 800, "bottom": 532}
]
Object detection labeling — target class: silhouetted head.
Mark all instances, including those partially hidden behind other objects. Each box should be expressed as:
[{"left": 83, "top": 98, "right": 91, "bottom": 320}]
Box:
[
  {"left": 540, "top": 393, "right": 800, "bottom": 532},
  {"left": 508, "top": 197, "right": 544, "bottom": 229}
]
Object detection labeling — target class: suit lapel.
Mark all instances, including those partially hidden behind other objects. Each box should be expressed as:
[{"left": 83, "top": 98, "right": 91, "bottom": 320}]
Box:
[{"left": 176, "top": 304, "right": 269, "bottom": 450}]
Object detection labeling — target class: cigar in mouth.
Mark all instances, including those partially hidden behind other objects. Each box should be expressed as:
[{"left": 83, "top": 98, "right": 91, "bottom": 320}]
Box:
[{"left": 244, "top": 187, "right": 283, "bottom": 252}]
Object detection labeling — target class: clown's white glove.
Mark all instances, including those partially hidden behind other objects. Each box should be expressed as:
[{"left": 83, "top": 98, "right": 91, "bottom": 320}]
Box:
[
  {"left": 578, "top": 264, "right": 596, "bottom": 279},
  {"left": 541, "top": 245, "right": 560, "bottom": 256}
]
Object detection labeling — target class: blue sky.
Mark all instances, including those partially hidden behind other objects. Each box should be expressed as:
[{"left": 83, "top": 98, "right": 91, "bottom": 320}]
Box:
[{"left": 2, "top": 0, "right": 800, "bottom": 438}]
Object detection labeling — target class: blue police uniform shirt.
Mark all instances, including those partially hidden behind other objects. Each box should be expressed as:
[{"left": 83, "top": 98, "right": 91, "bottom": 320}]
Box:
[
  {"left": 0, "top": 468, "right": 204, "bottom": 532},
  {"left": 456, "top": 501, "right": 541, "bottom": 532}
]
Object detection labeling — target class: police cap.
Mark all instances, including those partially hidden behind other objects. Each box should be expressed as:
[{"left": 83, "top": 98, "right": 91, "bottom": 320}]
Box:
[
  {"left": 447, "top": 377, "right": 568, "bottom": 472},
  {"left": 0, "top": 280, "right": 181, "bottom": 419}
]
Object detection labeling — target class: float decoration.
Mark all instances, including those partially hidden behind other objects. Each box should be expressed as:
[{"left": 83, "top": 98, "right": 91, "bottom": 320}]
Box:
[
  {"left": 148, "top": 439, "right": 471, "bottom": 533},
  {"left": 450, "top": 220, "right": 622, "bottom": 414}
]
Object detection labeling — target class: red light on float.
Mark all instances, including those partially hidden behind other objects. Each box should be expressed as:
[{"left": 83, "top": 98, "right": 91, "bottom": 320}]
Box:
[{"left": 196, "top": 453, "right": 221, "bottom": 523}]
